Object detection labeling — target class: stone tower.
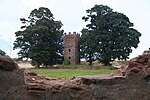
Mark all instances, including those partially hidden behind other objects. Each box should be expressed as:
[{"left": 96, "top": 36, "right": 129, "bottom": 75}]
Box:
[{"left": 64, "top": 32, "right": 80, "bottom": 65}]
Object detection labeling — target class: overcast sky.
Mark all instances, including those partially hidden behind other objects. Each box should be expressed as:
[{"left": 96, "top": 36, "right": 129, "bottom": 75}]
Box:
[{"left": 0, "top": 0, "right": 150, "bottom": 58}]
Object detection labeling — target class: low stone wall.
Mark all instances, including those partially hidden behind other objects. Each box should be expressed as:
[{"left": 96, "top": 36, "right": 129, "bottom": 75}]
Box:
[
  {"left": 81, "top": 71, "right": 150, "bottom": 100},
  {"left": 0, "top": 54, "right": 150, "bottom": 100}
]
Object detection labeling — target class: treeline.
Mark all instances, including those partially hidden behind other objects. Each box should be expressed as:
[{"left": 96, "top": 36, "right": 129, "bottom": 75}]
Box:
[{"left": 13, "top": 5, "right": 141, "bottom": 67}]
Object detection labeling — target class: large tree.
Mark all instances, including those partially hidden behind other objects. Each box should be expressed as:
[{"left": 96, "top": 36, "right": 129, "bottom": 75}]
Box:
[
  {"left": 13, "top": 7, "right": 64, "bottom": 67},
  {"left": 80, "top": 29, "right": 99, "bottom": 65},
  {"left": 80, "top": 5, "right": 141, "bottom": 65}
]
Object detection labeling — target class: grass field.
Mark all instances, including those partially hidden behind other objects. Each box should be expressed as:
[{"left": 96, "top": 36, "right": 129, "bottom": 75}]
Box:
[{"left": 31, "top": 69, "right": 115, "bottom": 78}]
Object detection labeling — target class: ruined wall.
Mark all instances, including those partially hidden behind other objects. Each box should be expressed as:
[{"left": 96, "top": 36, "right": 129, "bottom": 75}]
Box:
[
  {"left": 0, "top": 54, "right": 150, "bottom": 100},
  {"left": 81, "top": 71, "right": 150, "bottom": 100},
  {"left": 64, "top": 32, "right": 80, "bottom": 64},
  {"left": 0, "top": 69, "right": 45, "bottom": 100}
]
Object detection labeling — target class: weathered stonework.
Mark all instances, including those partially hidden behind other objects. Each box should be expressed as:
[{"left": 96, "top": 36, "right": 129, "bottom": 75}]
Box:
[
  {"left": 0, "top": 51, "right": 150, "bottom": 100},
  {"left": 64, "top": 32, "right": 80, "bottom": 64}
]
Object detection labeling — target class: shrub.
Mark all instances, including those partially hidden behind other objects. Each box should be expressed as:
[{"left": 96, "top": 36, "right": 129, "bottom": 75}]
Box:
[
  {"left": 63, "top": 59, "right": 70, "bottom": 65},
  {"left": 0, "top": 49, "right": 6, "bottom": 56}
]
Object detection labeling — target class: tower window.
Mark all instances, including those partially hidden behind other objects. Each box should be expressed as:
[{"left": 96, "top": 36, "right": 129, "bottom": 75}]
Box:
[
  {"left": 69, "top": 57, "right": 71, "bottom": 59},
  {"left": 69, "top": 49, "right": 71, "bottom": 52}
]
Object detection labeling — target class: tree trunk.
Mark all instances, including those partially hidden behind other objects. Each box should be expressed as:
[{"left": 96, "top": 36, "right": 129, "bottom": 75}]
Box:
[{"left": 89, "top": 54, "right": 92, "bottom": 66}]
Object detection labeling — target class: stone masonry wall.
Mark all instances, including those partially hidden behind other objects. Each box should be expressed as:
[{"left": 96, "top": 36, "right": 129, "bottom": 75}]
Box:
[
  {"left": 64, "top": 32, "right": 80, "bottom": 64},
  {"left": 0, "top": 53, "right": 150, "bottom": 100}
]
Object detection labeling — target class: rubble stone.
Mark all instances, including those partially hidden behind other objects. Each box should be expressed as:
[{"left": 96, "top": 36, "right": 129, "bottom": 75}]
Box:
[
  {"left": 0, "top": 52, "right": 150, "bottom": 100},
  {"left": 0, "top": 56, "right": 18, "bottom": 71},
  {"left": 113, "top": 50, "right": 150, "bottom": 77}
]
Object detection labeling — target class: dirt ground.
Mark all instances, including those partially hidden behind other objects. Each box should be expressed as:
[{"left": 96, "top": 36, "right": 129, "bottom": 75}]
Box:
[{"left": 17, "top": 62, "right": 35, "bottom": 69}]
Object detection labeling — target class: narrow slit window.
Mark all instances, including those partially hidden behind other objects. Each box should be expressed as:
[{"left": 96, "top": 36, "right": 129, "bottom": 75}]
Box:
[{"left": 69, "top": 49, "right": 71, "bottom": 52}]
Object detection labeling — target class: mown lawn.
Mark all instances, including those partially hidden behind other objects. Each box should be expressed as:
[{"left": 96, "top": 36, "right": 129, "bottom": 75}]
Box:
[{"left": 31, "top": 69, "right": 115, "bottom": 78}]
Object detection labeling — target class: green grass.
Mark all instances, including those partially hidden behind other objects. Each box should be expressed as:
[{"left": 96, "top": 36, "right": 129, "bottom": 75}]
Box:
[{"left": 31, "top": 69, "right": 115, "bottom": 78}]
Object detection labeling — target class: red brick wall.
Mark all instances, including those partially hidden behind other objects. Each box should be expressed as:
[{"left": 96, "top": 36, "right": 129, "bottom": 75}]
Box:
[{"left": 64, "top": 32, "right": 80, "bottom": 64}]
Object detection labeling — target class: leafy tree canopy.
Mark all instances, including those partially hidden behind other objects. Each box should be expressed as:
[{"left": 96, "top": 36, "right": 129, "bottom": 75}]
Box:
[
  {"left": 0, "top": 49, "right": 6, "bottom": 56},
  {"left": 13, "top": 7, "right": 64, "bottom": 67},
  {"left": 80, "top": 5, "right": 141, "bottom": 65}
]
